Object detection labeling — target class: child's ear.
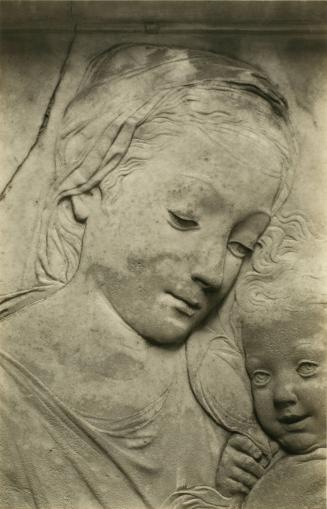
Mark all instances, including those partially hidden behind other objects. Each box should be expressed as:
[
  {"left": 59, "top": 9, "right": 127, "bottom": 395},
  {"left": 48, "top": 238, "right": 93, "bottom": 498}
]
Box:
[{"left": 71, "top": 187, "right": 101, "bottom": 222}]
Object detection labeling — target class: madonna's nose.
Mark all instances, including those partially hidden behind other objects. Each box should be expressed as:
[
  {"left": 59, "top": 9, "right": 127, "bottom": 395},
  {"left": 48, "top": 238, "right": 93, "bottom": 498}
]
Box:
[{"left": 191, "top": 253, "right": 224, "bottom": 291}]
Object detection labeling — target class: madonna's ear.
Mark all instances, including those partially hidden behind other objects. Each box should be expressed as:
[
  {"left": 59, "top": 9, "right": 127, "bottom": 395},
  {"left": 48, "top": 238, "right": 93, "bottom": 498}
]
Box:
[{"left": 71, "top": 187, "right": 101, "bottom": 222}]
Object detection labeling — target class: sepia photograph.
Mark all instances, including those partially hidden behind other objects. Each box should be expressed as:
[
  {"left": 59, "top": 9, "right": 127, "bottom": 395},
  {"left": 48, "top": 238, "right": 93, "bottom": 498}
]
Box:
[{"left": 0, "top": 1, "right": 326, "bottom": 508}]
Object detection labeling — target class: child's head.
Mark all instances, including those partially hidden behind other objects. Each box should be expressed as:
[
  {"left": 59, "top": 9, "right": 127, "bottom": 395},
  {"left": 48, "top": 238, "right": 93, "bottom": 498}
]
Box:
[
  {"left": 243, "top": 305, "right": 326, "bottom": 455},
  {"left": 237, "top": 215, "right": 327, "bottom": 454}
]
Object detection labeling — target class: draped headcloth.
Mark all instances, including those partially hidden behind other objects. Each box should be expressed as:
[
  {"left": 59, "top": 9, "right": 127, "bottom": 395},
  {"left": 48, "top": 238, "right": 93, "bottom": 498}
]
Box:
[{"left": 38, "top": 43, "right": 294, "bottom": 285}]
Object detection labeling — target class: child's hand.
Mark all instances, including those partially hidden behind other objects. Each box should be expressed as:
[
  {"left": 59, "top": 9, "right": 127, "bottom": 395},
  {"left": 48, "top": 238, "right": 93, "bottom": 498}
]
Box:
[{"left": 216, "top": 434, "right": 269, "bottom": 498}]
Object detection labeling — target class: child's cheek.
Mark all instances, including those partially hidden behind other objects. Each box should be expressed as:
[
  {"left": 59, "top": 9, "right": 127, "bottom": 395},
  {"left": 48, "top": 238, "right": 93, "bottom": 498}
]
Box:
[
  {"left": 252, "top": 388, "right": 274, "bottom": 423},
  {"left": 303, "top": 376, "right": 326, "bottom": 411}
]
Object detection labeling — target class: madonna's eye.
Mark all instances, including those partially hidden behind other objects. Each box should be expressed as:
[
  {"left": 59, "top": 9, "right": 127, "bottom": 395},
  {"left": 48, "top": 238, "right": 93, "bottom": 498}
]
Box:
[
  {"left": 252, "top": 370, "right": 271, "bottom": 387},
  {"left": 228, "top": 241, "right": 252, "bottom": 259},
  {"left": 297, "top": 361, "right": 319, "bottom": 378},
  {"left": 167, "top": 210, "right": 199, "bottom": 231}
]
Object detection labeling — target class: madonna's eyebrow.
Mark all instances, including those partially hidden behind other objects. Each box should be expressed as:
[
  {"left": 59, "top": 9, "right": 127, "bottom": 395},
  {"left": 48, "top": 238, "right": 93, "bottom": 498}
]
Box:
[
  {"left": 180, "top": 173, "right": 216, "bottom": 189},
  {"left": 179, "top": 173, "right": 222, "bottom": 202}
]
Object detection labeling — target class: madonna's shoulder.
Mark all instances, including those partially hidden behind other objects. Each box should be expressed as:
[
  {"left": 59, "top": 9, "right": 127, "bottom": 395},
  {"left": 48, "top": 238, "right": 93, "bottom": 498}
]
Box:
[{"left": 0, "top": 294, "right": 51, "bottom": 357}]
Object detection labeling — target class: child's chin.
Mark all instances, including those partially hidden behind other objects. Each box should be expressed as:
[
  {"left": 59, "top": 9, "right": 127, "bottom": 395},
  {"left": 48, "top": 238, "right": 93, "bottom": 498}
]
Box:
[{"left": 280, "top": 433, "right": 322, "bottom": 455}]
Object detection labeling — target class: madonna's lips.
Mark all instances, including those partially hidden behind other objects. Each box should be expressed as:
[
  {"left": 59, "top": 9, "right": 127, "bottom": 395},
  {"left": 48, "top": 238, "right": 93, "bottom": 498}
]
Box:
[{"left": 166, "top": 291, "right": 200, "bottom": 317}]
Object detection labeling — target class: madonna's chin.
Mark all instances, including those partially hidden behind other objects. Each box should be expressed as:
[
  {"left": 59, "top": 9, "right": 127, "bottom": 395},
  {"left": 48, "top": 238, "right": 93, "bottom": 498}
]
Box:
[{"left": 143, "top": 315, "right": 196, "bottom": 346}]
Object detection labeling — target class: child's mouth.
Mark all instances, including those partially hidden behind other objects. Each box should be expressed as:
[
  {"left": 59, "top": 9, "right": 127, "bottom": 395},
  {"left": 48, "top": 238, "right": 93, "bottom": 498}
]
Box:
[{"left": 278, "top": 414, "right": 309, "bottom": 429}]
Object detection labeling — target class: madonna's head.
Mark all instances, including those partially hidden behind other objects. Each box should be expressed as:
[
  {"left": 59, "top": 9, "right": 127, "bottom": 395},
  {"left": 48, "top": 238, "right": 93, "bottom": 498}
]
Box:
[{"left": 36, "top": 44, "right": 295, "bottom": 344}]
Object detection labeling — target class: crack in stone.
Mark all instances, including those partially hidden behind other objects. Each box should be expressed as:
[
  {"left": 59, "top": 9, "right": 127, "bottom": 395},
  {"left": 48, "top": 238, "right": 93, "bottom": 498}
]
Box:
[{"left": 0, "top": 25, "right": 77, "bottom": 201}]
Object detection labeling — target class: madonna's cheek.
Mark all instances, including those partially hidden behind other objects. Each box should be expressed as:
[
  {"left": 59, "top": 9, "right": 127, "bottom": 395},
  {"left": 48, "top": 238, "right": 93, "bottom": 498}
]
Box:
[{"left": 219, "top": 252, "right": 244, "bottom": 297}]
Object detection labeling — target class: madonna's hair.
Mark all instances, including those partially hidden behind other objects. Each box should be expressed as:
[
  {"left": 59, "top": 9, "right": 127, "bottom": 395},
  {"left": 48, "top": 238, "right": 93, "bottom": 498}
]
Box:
[{"left": 35, "top": 44, "right": 296, "bottom": 287}]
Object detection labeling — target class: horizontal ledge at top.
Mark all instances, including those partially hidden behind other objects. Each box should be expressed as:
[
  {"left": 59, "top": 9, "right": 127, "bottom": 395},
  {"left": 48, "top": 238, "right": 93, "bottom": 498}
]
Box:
[
  {"left": 1, "top": 22, "right": 327, "bottom": 34},
  {"left": 1, "top": 1, "right": 327, "bottom": 28}
]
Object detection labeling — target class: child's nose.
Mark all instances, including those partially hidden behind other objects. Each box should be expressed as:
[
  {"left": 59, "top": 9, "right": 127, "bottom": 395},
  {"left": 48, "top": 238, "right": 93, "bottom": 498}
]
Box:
[{"left": 273, "top": 378, "right": 297, "bottom": 408}]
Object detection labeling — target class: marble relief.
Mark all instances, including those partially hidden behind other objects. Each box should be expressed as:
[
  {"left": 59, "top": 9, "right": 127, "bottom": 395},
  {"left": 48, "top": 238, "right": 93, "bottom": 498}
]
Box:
[{"left": 0, "top": 43, "right": 325, "bottom": 509}]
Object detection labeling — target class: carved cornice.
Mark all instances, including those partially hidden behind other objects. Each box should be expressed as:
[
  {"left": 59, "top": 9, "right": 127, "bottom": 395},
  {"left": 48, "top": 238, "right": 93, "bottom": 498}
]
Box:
[{"left": 1, "top": 0, "right": 327, "bottom": 33}]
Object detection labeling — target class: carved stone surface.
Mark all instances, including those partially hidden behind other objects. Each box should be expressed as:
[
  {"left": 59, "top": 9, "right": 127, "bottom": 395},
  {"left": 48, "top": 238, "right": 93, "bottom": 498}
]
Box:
[{"left": 0, "top": 4, "right": 326, "bottom": 509}]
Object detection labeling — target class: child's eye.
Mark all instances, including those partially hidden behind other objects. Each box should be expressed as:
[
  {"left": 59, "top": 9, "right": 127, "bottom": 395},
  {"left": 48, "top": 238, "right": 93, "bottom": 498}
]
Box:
[
  {"left": 168, "top": 210, "right": 199, "bottom": 231},
  {"left": 228, "top": 241, "right": 253, "bottom": 259},
  {"left": 252, "top": 370, "right": 271, "bottom": 387},
  {"left": 297, "top": 361, "right": 319, "bottom": 378}
]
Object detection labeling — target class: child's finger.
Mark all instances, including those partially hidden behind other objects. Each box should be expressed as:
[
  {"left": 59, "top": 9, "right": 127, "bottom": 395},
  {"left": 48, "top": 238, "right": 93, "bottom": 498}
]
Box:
[
  {"left": 268, "top": 439, "right": 280, "bottom": 456},
  {"left": 233, "top": 451, "right": 266, "bottom": 478},
  {"left": 230, "top": 465, "right": 258, "bottom": 490},
  {"left": 228, "top": 434, "right": 263, "bottom": 461},
  {"left": 226, "top": 477, "right": 250, "bottom": 496},
  {"left": 258, "top": 454, "right": 270, "bottom": 468}
]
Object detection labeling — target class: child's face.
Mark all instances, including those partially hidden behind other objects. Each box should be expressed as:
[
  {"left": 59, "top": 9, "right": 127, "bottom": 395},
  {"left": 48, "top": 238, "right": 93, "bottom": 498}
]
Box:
[{"left": 243, "top": 309, "right": 326, "bottom": 454}]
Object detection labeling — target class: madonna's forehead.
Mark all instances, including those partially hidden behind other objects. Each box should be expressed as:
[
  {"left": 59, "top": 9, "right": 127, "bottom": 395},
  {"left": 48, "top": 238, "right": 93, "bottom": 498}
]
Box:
[{"left": 120, "top": 124, "right": 280, "bottom": 208}]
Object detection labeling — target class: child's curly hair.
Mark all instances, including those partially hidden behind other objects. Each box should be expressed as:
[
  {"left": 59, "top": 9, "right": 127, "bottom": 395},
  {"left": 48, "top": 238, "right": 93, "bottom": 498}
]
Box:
[{"left": 235, "top": 212, "right": 327, "bottom": 327}]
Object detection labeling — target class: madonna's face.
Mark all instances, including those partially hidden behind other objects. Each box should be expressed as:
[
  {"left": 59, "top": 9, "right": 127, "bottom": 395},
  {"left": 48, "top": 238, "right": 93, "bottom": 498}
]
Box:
[{"left": 83, "top": 126, "right": 279, "bottom": 344}]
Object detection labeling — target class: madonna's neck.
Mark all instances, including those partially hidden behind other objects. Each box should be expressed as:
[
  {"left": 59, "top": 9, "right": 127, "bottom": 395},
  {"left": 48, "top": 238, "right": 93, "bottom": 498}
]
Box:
[{"left": 55, "top": 270, "right": 148, "bottom": 353}]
